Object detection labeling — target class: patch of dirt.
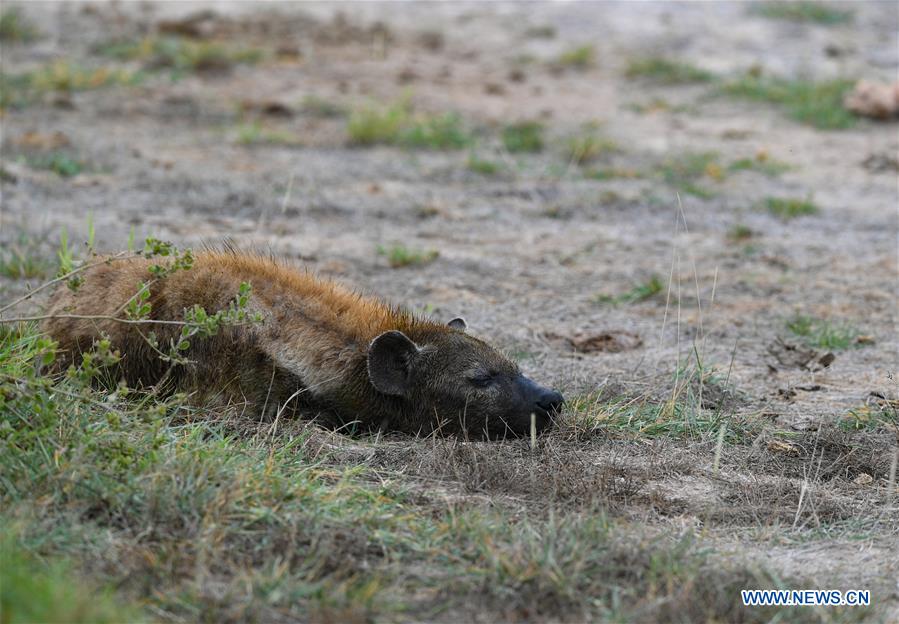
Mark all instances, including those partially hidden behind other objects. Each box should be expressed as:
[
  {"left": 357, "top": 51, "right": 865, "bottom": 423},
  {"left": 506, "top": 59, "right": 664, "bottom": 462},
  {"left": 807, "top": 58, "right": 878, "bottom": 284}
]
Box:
[{"left": 766, "top": 337, "right": 836, "bottom": 372}]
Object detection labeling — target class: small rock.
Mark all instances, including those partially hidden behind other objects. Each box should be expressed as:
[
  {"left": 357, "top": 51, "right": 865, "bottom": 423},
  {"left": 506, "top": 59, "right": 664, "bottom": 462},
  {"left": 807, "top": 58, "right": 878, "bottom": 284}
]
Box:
[
  {"left": 853, "top": 473, "right": 874, "bottom": 486},
  {"left": 844, "top": 80, "right": 899, "bottom": 120},
  {"left": 767, "top": 439, "right": 800, "bottom": 456}
]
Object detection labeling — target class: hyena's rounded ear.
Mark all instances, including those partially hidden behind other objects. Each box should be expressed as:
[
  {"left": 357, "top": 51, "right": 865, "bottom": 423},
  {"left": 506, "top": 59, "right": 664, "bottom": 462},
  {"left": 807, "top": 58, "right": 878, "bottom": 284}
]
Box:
[
  {"left": 367, "top": 330, "right": 420, "bottom": 396},
  {"left": 447, "top": 317, "right": 467, "bottom": 331}
]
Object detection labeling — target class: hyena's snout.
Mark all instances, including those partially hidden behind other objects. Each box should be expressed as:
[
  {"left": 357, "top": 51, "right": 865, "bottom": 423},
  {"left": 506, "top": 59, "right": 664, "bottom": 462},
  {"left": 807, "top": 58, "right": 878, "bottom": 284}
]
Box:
[{"left": 514, "top": 375, "right": 564, "bottom": 433}]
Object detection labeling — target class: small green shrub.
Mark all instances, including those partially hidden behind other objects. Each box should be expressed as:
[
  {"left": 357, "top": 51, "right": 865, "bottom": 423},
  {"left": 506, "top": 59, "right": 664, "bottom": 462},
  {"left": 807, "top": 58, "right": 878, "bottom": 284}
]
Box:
[{"left": 625, "top": 58, "right": 714, "bottom": 84}]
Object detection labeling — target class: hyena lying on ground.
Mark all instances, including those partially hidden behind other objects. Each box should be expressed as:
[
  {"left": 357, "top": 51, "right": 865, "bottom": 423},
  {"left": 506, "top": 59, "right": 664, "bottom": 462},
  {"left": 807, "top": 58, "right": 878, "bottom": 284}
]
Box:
[{"left": 43, "top": 251, "right": 563, "bottom": 437}]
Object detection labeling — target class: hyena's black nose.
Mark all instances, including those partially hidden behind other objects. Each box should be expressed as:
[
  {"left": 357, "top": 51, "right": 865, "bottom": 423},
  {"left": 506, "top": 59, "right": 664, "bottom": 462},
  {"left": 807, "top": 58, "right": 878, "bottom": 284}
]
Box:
[{"left": 536, "top": 389, "right": 564, "bottom": 414}]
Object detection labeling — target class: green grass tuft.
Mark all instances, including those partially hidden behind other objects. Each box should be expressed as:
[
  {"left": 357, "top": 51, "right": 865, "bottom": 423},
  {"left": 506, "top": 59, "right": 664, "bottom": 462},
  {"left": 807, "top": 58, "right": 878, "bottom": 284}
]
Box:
[
  {"left": 557, "top": 45, "right": 596, "bottom": 69},
  {"left": 594, "top": 275, "right": 665, "bottom": 305},
  {"left": 625, "top": 57, "right": 714, "bottom": 84},
  {"left": 727, "top": 154, "right": 791, "bottom": 176},
  {"left": 502, "top": 121, "right": 544, "bottom": 153},
  {"left": 786, "top": 314, "right": 863, "bottom": 350},
  {"left": 1, "top": 61, "right": 141, "bottom": 110},
  {"left": 838, "top": 405, "right": 898, "bottom": 432},
  {"left": 0, "top": 241, "right": 51, "bottom": 280},
  {"left": 584, "top": 167, "right": 642, "bottom": 181},
  {"left": 764, "top": 196, "right": 818, "bottom": 219},
  {"left": 23, "top": 152, "right": 87, "bottom": 178},
  {"left": 235, "top": 121, "right": 302, "bottom": 146},
  {"left": 752, "top": 1, "right": 854, "bottom": 25},
  {"left": 29, "top": 61, "right": 141, "bottom": 92},
  {"left": 727, "top": 224, "right": 755, "bottom": 242},
  {"left": 348, "top": 101, "right": 472, "bottom": 149},
  {"left": 566, "top": 369, "right": 756, "bottom": 443},
  {"left": 377, "top": 245, "right": 439, "bottom": 268},
  {"left": 721, "top": 74, "right": 856, "bottom": 129},
  {"left": 467, "top": 154, "right": 502, "bottom": 175},
  {"left": 566, "top": 132, "right": 618, "bottom": 165},
  {"left": 400, "top": 112, "right": 471, "bottom": 149},
  {"left": 347, "top": 101, "right": 409, "bottom": 146}
]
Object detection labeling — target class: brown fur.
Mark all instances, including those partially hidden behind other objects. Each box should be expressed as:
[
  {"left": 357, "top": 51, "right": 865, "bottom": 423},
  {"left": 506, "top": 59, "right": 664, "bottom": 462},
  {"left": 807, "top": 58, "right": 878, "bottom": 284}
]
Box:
[{"left": 43, "top": 251, "right": 561, "bottom": 437}]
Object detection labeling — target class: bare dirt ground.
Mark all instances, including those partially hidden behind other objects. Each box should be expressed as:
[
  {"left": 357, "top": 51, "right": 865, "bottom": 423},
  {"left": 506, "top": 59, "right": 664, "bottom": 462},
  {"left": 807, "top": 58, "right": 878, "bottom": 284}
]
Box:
[{"left": 1, "top": 1, "right": 898, "bottom": 621}]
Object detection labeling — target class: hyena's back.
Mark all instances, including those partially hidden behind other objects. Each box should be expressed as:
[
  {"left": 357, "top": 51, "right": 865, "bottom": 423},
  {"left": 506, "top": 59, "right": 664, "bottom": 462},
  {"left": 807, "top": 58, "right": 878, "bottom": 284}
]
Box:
[{"left": 43, "top": 252, "right": 406, "bottom": 415}]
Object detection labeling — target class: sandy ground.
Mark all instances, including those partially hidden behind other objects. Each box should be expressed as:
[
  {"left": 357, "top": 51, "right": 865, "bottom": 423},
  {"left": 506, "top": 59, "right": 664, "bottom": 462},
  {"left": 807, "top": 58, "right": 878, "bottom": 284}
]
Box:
[{"left": 2, "top": 1, "right": 898, "bottom": 619}]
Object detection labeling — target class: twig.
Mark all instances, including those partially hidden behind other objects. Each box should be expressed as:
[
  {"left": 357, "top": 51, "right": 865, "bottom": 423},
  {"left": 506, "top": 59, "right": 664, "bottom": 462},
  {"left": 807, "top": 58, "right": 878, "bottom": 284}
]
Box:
[
  {"left": 0, "top": 313, "right": 187, "bottom": 326},
  {"left": 0, "top": 250, "right": 136, "bottom": 316}
]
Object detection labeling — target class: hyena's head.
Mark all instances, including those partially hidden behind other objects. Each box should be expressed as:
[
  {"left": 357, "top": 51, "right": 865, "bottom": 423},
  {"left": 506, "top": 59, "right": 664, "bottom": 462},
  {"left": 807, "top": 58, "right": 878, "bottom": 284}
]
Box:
[{"left": 367, "top": 318, "right": 563, "bottom": 437}]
